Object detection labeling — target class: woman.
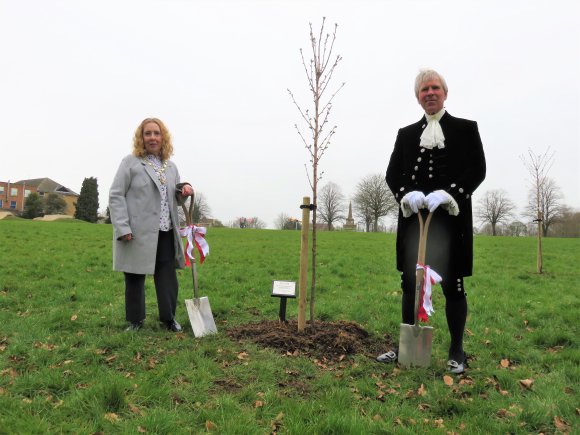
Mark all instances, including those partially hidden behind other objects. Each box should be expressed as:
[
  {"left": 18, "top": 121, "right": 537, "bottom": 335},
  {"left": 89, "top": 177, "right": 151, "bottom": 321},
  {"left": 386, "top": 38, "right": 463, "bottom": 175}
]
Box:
[{"left": 109, "top": 117, "right": 193, "bottom": 332}]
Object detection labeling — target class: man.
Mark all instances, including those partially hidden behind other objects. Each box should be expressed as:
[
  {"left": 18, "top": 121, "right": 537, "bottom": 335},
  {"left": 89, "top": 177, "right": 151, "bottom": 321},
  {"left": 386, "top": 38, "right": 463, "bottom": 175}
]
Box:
[{"left": 377, "top": 69, "right": 486, "bottom": 374}]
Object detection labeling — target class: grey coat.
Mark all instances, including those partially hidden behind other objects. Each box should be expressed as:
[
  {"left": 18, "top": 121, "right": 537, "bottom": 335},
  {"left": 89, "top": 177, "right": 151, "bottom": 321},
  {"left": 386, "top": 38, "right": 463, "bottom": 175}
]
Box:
[{"left": 109, "top": 154, "right": 187, "bottom": 275}]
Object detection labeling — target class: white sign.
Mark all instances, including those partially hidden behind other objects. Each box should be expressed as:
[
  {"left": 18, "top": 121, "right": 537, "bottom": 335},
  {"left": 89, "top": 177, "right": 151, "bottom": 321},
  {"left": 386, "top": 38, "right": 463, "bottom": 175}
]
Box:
[{"left": 271, "top": 280, "right": 297, "bottom": 298}]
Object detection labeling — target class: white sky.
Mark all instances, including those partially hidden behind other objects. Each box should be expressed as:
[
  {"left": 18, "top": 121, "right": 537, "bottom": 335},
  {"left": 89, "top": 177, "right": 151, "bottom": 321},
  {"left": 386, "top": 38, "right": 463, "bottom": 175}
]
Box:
[{"left": 2, "top": 0, "right": 579, "bottom": 228}]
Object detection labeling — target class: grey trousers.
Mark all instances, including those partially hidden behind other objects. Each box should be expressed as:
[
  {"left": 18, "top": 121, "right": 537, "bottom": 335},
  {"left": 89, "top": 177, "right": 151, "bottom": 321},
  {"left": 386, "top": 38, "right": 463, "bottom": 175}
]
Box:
[{"left": 124, "top": 230, "right": 179, "bottom": 323}]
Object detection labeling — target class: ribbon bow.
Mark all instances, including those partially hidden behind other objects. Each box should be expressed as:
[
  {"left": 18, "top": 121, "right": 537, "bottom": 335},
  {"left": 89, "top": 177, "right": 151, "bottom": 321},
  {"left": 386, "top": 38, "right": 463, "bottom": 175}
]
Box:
[
  {"left": 416, "top": 263, "right": 442, "bottom": 322},
  {"left": 178, "top": 225, "right": 209, "bottom": 265}
]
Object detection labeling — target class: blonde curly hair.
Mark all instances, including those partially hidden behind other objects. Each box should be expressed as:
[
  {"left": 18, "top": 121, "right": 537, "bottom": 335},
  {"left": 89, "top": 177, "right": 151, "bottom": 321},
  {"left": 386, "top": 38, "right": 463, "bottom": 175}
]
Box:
[{"left": 132, "top": 117, "right": 174, "bottom": 161}]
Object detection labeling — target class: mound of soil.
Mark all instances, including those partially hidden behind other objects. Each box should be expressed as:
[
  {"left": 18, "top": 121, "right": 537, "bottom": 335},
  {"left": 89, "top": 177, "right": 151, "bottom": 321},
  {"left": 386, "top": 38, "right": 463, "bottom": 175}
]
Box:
[{"left": 228, "top": 320, "right": 392, "bottom": 362}]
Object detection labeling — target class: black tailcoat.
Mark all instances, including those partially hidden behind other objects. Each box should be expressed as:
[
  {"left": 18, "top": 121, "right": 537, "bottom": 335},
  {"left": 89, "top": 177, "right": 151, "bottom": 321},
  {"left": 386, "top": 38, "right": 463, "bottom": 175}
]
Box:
[{"left": 386, "top": 112, "right": 486, "bottom": 278}]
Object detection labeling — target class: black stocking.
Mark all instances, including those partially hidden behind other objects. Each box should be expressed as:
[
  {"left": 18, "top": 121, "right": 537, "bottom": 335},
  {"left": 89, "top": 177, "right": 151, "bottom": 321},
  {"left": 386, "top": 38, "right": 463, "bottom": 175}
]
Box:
[{"left": 445, "top": 296, "right": 467, "bottom": 361}]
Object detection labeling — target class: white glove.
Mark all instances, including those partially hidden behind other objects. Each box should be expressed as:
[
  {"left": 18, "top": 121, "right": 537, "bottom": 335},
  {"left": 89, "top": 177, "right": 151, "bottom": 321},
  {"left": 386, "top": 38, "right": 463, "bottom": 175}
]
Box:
[
  {"left": 401, "top": 191, "right": 426, "bottom": 217},
  {"left": 425, "top": 190, "right": 459, "bottom": 215}
]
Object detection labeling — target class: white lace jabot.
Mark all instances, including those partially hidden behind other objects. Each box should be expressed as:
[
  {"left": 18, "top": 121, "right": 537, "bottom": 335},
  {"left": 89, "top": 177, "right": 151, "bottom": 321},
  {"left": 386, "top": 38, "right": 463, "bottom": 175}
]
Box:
[{"left": 420, "top": 108, "right": 446, "bottom": 149}]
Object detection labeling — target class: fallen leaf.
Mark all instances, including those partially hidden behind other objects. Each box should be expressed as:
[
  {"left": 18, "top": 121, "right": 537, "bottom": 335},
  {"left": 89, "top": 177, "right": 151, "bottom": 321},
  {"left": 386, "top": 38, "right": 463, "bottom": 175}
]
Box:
[
  {"left": 465, "top": 328, "right": 474, "bottom": 336},
  {"left": 394, "top": 417, "right": 403, "bottom": 426},
  {"left": 433, "top": 418, "right": 444, "bottom": 428},
  {"left": 271, "top": 412, "right": 284, "bottom": 432},
  {"left": 417, "top": 384, "right": 426, "bottom": 396},
  {"left": 500, "top": 359, "right": 510, "bottom": 368},
  {"left": 104, "top": 413, "right": 119, "bottom": 423},
  {"left": 443, "top": 375, "right": 454, "bottom": 386},
  {"left": 254, "top": 400, "right": 264, "bottom": 408},
  {"left": 496, "top": 409, "right": 515, "bottom": 418},
  {"left": 237, "top": 352, "right": 249, "bottom": 360},
  {"left": 418, "top": 403, "right": 431, "bottom": 411},
  {"left": 553, "top": 416, "right": 570, "bottom": 432},
  {"left": 129, "top": 403, "right": 144, "bottom": 416},
  {"left": 519, "top": 379, "right": 534, "bottom": 390},
  {"left": 105, "top": 355, "right": 117, "bottom": 363},
  {"left": 137, "top": 426, "right": 147, "bottom": 433},
  {"left": 205, "top": 420, "right": 217, "bottom": 431},
  {"left": 70, "top": 314, "right": 78, "bottom": 321},
  {"left": 22, "top": 398, "right": 32, "bottom": 404},
  {"left": 373, "top": 415, "right": 382, "bottom": 421}
]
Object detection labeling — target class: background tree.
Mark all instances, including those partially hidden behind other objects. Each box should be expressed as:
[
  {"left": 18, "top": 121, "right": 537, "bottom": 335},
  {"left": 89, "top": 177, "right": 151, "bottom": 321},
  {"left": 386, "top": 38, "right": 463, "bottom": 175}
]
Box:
[
  {"left": 353, "top": 174, "right": 397, "bottom": 232},
  {"left": 275, "top": 213, "right": 301, "bottom": 230},
  {"left": 192, "top": 192, "right": 211, "bottom": 224},
  {"left": 288, "top": 18, "right": 344, "bottom": 322},
  {"left": 233, "top": 217, "right": 266, "bottom": 229},
  {"left": 507, "top": 220, "right": 528, "bottom": 237},
  {"left": 44, "top": 193, "right": 67, "bottom": 215},
  {"left": 475, "top": 189, "right": 515, "bottom": 236},
  {"left": 550, "top": 206, "right": 580, "bottom": 237},
  {"left": 74, "top": 177, "right": 99, "bottom": 223},
  {"left": 275, "top": 212, "right": 290, "bottom": 230},
  {"left": 524, "top": 177, "right": 562, "bottom": 237},
  {"left": 318, "top": 182, "right": 345, "bottom": 230},
  {"left": 521, "top": 148, "right": 554, "bottom": 273},
  {"left": 22, "top": 192, "right": 44, "bottom": 219},
  {"left": 105, "top": 206, "right": 112, "bottom": 224}
]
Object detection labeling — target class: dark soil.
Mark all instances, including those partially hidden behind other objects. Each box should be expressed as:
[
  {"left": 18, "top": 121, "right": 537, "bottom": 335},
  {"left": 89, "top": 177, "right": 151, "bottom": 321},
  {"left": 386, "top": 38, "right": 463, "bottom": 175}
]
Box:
[{"left": 227, "top": 320, "right": 392, "bottom": 362}]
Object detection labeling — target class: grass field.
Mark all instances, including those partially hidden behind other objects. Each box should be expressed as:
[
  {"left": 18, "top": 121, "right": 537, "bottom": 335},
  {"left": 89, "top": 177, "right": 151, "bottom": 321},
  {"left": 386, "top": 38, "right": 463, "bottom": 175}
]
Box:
[{"left": 0, "top": 219, "right": 578, "bottom": 434}]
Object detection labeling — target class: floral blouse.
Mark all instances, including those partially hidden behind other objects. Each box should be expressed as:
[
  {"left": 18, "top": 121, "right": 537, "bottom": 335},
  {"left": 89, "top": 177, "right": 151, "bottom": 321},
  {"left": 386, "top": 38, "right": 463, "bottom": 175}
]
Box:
[{"left": 145, "top": 154, "right": 172, "bottom": 231}]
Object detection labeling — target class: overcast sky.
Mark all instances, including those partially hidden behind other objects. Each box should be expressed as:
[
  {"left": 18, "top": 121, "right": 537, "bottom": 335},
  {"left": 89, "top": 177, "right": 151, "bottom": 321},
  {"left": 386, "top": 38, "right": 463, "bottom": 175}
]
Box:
[{"left": 2, "top": 0, "right": 579, "bottom": 228}]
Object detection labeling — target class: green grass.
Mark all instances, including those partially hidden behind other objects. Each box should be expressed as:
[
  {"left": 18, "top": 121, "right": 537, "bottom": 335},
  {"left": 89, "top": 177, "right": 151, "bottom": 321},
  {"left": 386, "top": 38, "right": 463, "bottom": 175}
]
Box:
[{"left": 0, "top": 220, "right": 578, "bottom": 433}]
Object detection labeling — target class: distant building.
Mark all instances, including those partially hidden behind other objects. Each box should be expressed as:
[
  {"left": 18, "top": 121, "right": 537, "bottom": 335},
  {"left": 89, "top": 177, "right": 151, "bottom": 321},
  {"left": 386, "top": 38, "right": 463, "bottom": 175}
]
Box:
[{"left": 0, "top": 178, "right": 79, "bottom": 216}]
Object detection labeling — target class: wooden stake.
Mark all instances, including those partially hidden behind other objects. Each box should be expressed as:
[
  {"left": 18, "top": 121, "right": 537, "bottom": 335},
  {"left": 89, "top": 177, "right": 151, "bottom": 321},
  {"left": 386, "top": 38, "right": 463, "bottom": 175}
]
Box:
[{"left": 298, "top": 196, "right": 311, "bottom": 332}]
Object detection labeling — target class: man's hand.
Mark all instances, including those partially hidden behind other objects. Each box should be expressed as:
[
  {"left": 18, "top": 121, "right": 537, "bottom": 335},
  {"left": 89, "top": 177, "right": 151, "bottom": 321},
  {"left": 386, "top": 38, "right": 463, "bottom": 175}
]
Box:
[
  {"left": 425, "top": 190, "right": 459, "bottom": 215},
  {"left": 401, "top": 191, "right": 426, "bottom": 217}
]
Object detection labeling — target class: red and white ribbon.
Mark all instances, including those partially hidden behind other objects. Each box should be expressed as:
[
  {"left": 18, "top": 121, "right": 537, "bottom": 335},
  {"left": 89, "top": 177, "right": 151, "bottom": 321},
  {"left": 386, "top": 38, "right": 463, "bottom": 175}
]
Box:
[
  {"left": 178, "top": 225, "right": 209, "bottom": 265},
  {"left": 416, "top": 263, "right": 442, "bottom": 322}
]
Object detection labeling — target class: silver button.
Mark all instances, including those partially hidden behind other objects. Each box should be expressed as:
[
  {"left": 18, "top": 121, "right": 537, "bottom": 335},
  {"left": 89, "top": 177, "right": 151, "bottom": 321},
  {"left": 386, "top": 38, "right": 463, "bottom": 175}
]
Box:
[
  {"left": 417, "top": 157, "right": 422, "bottom": 162},
  {"left": 411, "top": 175, "right": 416, "bottom": 180},
  {"left": 459, "top": 188, "right": 464, "bottom": 193},
  {"left": 400, "top": 187, "right": 405, "bottom": 191},
  {"left": 429, "top": 167, "right": 433, "bottom": 171},
  {"left": 420, "top": 148, "right": 426, "bottom": 153},
  {"left": 451, "top": 183, "right": 457, "bottom": 188},
  {"left": 428, "top": 174, "right": 433, "bottom": 178},
  {"left": 414, "top": 166, "right": 418, "bottom": 171}
]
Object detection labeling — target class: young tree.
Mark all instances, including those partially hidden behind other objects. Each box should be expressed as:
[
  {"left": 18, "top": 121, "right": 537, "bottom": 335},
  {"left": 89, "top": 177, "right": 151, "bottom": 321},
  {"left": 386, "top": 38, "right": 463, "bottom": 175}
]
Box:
[
  {"left": 475, "top": 189, "right": 515, "bottom": 236},
  {"left": 44, "top": 193, "right": 67, "bottom": 215},
  {"left": 74, "top": 177, "right": 99, "bottom": 223},
  {"left": 318, "top": 181, "right": 345, "bottom": 230},
  {"left": 353, "top": 174, "right": 397, "bottom": 232},
  {"left": 288, "top": 18, "right": 344, "bottom": 322},
  {"left": 524, "top": 177, "right": 562, "bottom": 237},
  {"left": 521, "top": 148, "right": 555, "bottom": 273},
  {"left": 22, "top": 192, "right": 44, "bottom": 219}
]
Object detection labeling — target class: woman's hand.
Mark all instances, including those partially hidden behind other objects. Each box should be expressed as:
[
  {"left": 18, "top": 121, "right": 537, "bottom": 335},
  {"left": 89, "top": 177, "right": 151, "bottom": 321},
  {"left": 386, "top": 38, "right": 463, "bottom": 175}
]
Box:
[
  {"left": 180, "top": 184, "right": 194, "bottom": 197},
  {"left": 120, "top": 233, "right": 133, "bottom": 241}
]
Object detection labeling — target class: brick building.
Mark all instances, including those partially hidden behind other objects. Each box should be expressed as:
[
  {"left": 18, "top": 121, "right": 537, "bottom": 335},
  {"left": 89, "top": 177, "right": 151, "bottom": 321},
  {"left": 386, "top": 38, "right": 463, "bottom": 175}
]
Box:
[{"left": 0, "top": 178, "right": 79, "bottom": 216}]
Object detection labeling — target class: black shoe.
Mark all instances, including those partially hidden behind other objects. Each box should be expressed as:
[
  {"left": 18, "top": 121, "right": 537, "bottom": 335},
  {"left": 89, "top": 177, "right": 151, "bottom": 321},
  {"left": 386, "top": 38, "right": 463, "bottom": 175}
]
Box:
[
  {"left": 125, "top": 321, "right": 143, "bottom": 332},
  {"left": 447, "top": 353, "right": 469, "bottom": 374},
  {"left": 163, "top": 319, "right": 182, "bottom": 332}
]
